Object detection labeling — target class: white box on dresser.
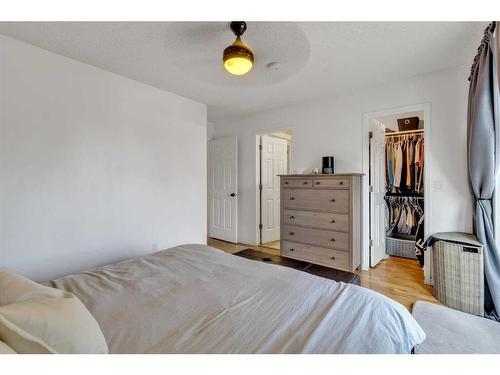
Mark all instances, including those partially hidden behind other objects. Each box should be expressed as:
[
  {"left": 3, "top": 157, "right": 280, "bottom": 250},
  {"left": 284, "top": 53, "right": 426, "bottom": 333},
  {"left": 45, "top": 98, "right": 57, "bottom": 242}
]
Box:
[{"left": 279, "top": 174, "right": 362, "bottom": 272}]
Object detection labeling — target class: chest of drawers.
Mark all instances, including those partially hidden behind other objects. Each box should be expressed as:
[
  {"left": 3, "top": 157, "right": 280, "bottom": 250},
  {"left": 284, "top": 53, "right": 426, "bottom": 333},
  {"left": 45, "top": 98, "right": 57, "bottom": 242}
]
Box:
[{"left": 280, "top": 174, "right": 362, "bottom": 272}]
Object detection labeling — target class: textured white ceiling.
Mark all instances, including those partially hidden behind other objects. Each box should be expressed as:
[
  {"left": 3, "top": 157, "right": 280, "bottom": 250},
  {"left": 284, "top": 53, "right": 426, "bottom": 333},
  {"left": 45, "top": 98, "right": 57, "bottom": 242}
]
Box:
[{"left": 0, "top": 22, "right": 486, "bottom": 120}]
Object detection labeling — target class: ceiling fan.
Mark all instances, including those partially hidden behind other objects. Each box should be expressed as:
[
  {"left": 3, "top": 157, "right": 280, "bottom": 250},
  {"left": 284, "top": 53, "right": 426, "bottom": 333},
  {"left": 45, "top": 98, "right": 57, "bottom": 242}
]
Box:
[{"left": 223, "top": 21, "right": 254, "bottom": 76}]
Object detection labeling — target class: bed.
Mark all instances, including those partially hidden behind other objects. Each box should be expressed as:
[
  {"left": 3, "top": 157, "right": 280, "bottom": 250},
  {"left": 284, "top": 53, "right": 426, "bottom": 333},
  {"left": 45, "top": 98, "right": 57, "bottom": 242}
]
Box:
[{"left": 44, "top": 244, "right": 425, "bottom": 354}]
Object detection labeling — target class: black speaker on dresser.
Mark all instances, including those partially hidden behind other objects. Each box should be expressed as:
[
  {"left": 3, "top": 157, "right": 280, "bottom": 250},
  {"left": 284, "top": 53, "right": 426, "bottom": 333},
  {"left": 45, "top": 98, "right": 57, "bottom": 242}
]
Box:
[{"left": 322, "top": 156, "right": 334, "bottom": 174}]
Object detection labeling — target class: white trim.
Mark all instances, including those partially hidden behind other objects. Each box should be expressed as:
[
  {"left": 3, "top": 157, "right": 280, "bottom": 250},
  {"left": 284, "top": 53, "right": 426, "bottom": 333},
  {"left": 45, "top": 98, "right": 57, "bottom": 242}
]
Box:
[
  {"left": 255, "top": 135, "right": 261, "bottom": 246},
  {"left": 361, "top": 102, "right": 432, "bottom": 273}
]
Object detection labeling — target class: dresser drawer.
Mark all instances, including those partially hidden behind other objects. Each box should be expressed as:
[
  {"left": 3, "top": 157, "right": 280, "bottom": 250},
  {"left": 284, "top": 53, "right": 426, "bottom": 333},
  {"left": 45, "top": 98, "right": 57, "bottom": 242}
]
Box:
[
  {"left": 282, "top": 225, "right": 349, "bottom": 251},
  {"left": 283, "top": 189, "right": 349, "bottom": 213},
  {"left": 313, "top": 178, "right": 350, "bottom": 188},
  {"left": 281, "top": 241, "right": 349, "bottom": 271},
  {"left": 281, "top": 178, "right": 313, "bottom": 188},
  {"left": 284, "top": 210, "right": 349, "bottom": 232}
]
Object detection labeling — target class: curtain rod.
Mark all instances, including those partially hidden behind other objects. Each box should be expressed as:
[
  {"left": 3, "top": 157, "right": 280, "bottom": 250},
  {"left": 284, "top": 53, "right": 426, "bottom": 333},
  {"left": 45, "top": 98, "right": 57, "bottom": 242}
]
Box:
[{"left": 468, "top": 21, "right": 496, "bottom": 82}]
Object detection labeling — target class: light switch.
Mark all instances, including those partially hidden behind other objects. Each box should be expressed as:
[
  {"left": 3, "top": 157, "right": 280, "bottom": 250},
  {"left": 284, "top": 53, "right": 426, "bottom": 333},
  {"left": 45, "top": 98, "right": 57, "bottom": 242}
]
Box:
[{"left": 433, "top": 180, "right": 443, "bottom": 192}]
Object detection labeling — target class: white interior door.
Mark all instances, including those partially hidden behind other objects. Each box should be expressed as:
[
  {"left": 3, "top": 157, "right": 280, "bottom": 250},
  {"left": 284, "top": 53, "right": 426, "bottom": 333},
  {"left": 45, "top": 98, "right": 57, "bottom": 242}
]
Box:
[
  {"left": 208, "top": 137, "right": 238, "bottom": 243},
  {"left": 369, "top": 121, "right": 387, "bottom": 267},
  {"left": 261, "top": 135, "right": 288, "bottom": 244}
]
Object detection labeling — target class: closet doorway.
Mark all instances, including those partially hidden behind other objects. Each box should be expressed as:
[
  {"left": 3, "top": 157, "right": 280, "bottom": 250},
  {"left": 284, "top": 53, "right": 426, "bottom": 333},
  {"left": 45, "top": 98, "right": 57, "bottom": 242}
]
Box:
[
  {"left": 362, "top": 104, "right": 431, "bottom": 277},
  {"left": 257, "top": 130, "right": 292, "bottom": 250}
]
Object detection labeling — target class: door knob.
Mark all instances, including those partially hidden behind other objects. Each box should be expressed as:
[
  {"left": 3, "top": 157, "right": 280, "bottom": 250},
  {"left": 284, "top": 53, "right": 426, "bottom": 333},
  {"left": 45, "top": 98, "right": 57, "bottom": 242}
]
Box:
[{"left": 230, "top": 193, "right": 236, "bottom": 197}]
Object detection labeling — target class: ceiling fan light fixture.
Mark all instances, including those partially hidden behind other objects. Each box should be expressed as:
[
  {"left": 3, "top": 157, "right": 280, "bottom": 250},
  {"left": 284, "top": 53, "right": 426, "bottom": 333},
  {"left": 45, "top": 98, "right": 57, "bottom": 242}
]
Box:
[{"left": 223, "top": 22, "right": 254, "bottom": 76}]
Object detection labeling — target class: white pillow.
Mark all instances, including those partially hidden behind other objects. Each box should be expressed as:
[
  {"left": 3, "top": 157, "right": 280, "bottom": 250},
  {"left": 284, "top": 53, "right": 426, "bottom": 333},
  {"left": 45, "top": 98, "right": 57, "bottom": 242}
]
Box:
[
  {"left": 0, "top": 268, "right": 109, "bottom": 354},
  {"left": 0, "top": 339, "right": 16, "bottom": 354}
]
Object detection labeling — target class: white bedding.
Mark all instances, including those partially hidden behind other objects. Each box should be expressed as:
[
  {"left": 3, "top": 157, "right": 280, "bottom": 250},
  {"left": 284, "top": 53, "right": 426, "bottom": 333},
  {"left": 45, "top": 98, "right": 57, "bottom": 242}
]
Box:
[{"left": 45, "top": 244, "right": 425, "bottom": 353}]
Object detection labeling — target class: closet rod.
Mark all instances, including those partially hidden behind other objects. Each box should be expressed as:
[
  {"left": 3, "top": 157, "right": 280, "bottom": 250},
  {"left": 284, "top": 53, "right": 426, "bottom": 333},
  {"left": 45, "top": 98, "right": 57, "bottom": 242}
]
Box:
[
  {"left": 385, "top": 129, "right": 424, "bottom": 137},
  {"left": 385, "top": 192, "right": 423, "bottom": 197},
  {"left": 386, "top": 196, "right": 424, "bottom": 200}
]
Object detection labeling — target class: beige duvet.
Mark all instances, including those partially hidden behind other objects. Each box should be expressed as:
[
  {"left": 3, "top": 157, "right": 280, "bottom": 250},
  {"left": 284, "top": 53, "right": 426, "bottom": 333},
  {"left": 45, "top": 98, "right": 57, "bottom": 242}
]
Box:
[{"left": 45, "top": 244, "right": 425, "bottom": 353}]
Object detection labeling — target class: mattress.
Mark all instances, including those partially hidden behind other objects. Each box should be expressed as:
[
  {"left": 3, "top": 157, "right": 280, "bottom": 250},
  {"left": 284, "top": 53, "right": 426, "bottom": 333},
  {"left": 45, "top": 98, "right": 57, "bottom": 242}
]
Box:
[
  {"left": 45, "top": 244, "right": 425, "bottom": 353},
  {"left": 412, "top": 300, "right": 500, "bottom": 354}
]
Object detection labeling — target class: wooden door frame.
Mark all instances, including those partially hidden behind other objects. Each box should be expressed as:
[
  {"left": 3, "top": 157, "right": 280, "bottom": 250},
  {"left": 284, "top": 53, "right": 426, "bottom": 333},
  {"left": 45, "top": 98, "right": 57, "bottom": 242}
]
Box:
[
  {"left": 361, "top": 103, "right": 432, "bottom": 279},
  {"left": 255, "top": 130, "right": 292, "bottom": 246}
]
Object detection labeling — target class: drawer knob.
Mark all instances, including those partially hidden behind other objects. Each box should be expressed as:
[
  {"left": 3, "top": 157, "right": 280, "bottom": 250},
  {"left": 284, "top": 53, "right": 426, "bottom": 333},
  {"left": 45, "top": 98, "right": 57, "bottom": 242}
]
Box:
[
  {"left": 330, "top": 256, "right": 336, "bottom": 261},
  {"left": 339, "top": 181, "right": 344, "bottom": 185},
  {"left": 303, "top": 181, "right": 308, "bottom": 185},
  {"left": 290, "top": 197, "right": 295, "bottom": 200},
  {"left": 289, "top": 215, "right": 295, "bottom": 219},
  {"left": 330, "top": 237, "right": 335, "bottom": 242},
  {"left": 315, "top": 181, "right": 320, "bottom": 185},
  {"left": 331, "top": 219, "right": 336, "bottom": 223},
  {"left": 285, "top": 181, "right": 289, "bottom": 185},
  {"left": 289, "top": 248, "right": 294, "bottom": 252},
  {"left": 289, "top": 232, "right": 295, "bottom": 235},
  {"left": 330, "top": 198, "right": 336, "bottom": 202}
]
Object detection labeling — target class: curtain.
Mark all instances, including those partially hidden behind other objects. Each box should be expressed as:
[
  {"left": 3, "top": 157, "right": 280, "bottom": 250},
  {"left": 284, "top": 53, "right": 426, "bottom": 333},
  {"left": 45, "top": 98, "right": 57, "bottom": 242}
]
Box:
[{"left": 467, "top": 22, "right": 500, "bottom": 318}]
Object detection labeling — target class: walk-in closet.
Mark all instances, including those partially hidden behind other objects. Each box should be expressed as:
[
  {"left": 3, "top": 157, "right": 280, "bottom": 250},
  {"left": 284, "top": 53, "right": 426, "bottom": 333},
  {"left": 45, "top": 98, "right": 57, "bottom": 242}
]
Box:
[{"left": 368, "top": 111, "right": 425, "bottom": 268}]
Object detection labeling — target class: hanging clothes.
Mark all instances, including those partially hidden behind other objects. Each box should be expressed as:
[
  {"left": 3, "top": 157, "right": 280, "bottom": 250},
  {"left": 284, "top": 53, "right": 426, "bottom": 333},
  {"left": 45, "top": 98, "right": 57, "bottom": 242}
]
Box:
[
  {"left": 384, "top": 133, "right": 424, "bottom": 194},
  {"left": 386, "top": 140, "right": 393, "bottom": 188},
  {"left": 384, "top": 131, "right": 425, "bottom": 262},
  {"left": 414, "top": 138, "right": 421, "bottom": 191},
  {"left": 385, "top": 196, "right": 424, "bottom": 237},
  {"left": 406, "top": 139, "right": 412, "bottom": 189},
  {"left": 393, "top": 142, "right": 403, "bottom": 188},
  {"left": 418, "top": 139, "right": 424, "bottom": 193}
]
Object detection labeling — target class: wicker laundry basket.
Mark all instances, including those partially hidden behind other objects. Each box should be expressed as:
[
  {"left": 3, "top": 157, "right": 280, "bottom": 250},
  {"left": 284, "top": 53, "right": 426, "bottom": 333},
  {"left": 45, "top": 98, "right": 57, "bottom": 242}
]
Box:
[
  {"left": 431, "top": 232, "right": 484, "bottom": 316},
  {"left": 385, "top": 236, "right": 418, "bottom": 259}
]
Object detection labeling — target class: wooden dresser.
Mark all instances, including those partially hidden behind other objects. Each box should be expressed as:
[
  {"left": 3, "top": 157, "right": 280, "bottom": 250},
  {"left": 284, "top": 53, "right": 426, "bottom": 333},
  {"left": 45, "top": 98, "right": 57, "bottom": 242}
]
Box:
[{"left": 280, "top": 174, "right": 362, "bottom": 272}]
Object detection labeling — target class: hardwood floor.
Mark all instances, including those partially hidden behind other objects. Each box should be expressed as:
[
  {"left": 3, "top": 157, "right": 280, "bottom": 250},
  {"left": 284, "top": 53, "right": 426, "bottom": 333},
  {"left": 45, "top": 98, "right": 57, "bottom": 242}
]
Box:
[
  {"left": 208, "top": 237, "right": 280, "bottom": 256},
  {"left": 207, "top": 237, "right": 439, "bottom": 311},
  {"left": 358, "top": 256, "right": 438, "bottom": 310},
  {"left": 260, "top": 240, "right": 280, "bottom": 251}
]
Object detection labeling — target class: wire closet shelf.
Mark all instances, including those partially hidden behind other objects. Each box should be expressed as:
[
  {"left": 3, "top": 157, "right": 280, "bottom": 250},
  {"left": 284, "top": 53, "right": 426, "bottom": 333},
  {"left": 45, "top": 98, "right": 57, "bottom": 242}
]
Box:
[{"left": 385, "top": 129, "right": 424, "bottom": 138}]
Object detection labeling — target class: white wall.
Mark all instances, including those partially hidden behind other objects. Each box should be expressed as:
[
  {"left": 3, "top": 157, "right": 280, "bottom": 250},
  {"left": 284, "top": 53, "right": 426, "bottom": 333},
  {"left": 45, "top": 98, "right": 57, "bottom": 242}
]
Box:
[
  {"left": 212, "top": 66, "right": 472, "bottom": 245},
  {"left": 0, "top": 35, "right": 207, "bottom": 281},
  {"left": 207, "top": 122, "right": 215, "bottom": 141}
]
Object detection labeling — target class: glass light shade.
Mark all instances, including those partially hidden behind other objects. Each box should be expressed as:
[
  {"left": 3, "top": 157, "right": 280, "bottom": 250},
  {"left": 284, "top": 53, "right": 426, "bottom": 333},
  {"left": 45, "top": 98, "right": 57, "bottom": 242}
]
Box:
[
  {"left": 223, "top": 36, "right": 254, "bottom": 76},
  {"left": 224, "top": 56, "right": 253, "bottom": 75}
]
